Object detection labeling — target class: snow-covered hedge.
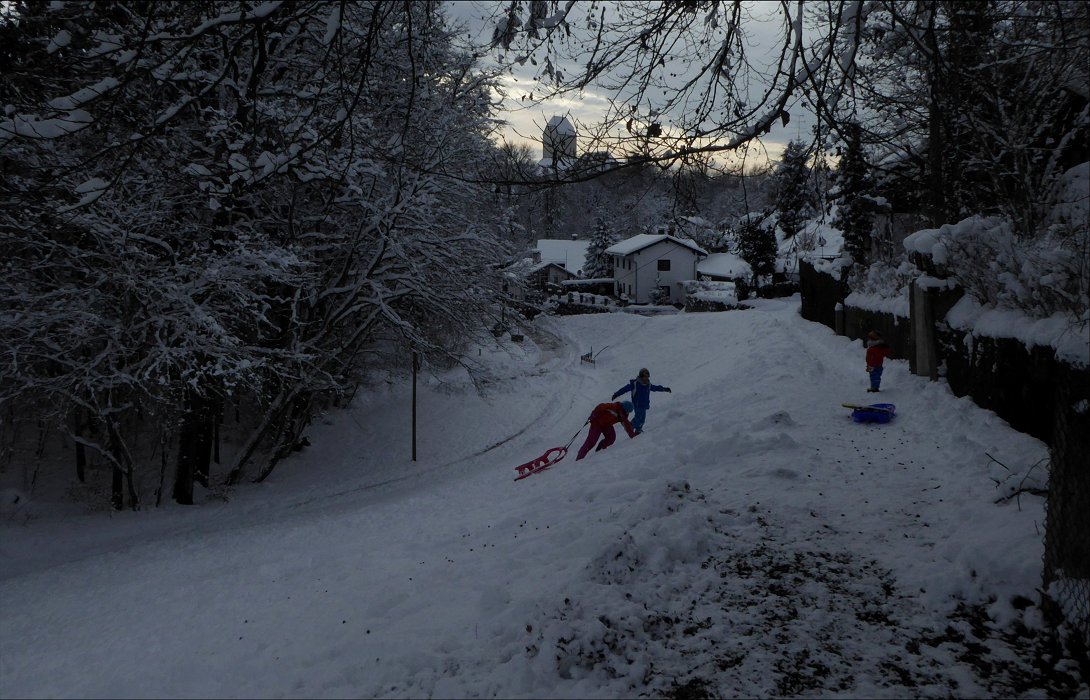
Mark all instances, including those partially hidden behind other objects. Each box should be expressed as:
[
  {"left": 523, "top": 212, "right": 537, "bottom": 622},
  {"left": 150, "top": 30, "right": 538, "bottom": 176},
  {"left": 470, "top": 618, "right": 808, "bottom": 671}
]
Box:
[{"left": 904, "top": 215, "right": 1088, "bottom": 327}]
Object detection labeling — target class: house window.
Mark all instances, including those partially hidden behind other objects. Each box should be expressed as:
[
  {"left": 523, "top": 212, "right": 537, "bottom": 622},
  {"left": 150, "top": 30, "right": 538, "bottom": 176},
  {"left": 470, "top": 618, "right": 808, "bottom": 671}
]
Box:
[{"left": 657, "top": 259, "right": 671, "bottom": 271}]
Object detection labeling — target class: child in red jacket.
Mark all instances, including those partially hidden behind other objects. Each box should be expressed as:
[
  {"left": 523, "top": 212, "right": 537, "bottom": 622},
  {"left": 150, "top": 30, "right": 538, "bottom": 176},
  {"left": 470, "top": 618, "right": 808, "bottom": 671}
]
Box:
[
  {"left": 576, "top": 401, "right": 637, "bottom": 460},
  {"left": 865, "top": 330, "right": 892, "bottom": 392}
]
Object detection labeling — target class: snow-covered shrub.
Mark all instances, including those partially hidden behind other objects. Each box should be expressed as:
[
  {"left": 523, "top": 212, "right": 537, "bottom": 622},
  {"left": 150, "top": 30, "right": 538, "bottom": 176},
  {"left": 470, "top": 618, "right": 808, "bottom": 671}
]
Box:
[
  {"left": 846, "top": 258, "right": 916, "bottom": 303},
  {"left": 684, "top": 280, "right": 741, "bottom": 311},
  {"left": 648, "top": 286, "right": 670, "bottom": 306},
  {"left": 905, "top": 215, "right": 1089, "bottom": 325}
]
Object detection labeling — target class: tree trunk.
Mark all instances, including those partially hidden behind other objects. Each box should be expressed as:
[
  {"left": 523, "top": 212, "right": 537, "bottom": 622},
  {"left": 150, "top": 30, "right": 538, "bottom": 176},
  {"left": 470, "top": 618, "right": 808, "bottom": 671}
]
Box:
[
  {"left": 75, "top": 441, "right": 86, "bottom": 484},
  {"left": 254, "top": 392, "right": 313, "bottom": 483},
  {"left": 156, "top": 431, "right": 167, "bottom": 507},
  {"left": 924, "top": 9, "right": 948, "bottom": 227},
  {"left": 225, "top": 388, "right": 294, "bottom": 485},
  {"left": 107, "top": 420, "right": 125, "bottom": 510},
  {"left": 73, "top": 409, "right": 87, "bottom": 483},
  {"left": 174, "top": 387, "right": 213, "bottom": 504},
  {"left": 213, "top": 396, "right": 222, "bottom": 465}
]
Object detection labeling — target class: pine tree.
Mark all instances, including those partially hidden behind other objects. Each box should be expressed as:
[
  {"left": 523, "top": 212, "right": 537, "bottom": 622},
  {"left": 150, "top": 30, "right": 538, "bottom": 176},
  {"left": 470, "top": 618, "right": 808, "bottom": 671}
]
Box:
[
  {"left": 583, "top": 216, "right": 615, "bottom": 279},
  {"left": 736, "top": 219, "right": 778, "bottom": 289},
  {"left": 772, "top": 139, "right": 817, "bottom": 241},
  {"left": 832, "top": 122, "right": 874, "bottom": 266}
]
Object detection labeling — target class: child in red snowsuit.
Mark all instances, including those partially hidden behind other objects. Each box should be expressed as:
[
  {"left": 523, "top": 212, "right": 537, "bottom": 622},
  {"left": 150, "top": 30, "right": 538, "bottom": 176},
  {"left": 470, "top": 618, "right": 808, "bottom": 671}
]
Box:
[
  {"left": 576, "top": 401, "right": 636, "bottom": 460},
  {"left": 865, "top": 330, "right": 892, "bottom": 392}
]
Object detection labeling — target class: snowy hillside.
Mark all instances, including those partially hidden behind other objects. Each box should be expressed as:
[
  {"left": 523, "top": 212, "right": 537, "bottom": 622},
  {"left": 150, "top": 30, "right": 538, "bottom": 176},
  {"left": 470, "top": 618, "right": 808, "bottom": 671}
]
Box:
[{"left": 1, "top": 298, "right": 1084, "bottom": 698}]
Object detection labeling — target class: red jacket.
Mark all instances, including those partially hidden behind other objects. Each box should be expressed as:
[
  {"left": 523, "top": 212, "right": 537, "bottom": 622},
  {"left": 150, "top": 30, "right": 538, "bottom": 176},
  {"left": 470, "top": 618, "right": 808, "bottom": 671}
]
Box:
[
  {"left": 589, "top": 402, "right": 636, "bottom": 437},
  {"left": 866, "top": 342, "right": 892, "bottom": 369}
]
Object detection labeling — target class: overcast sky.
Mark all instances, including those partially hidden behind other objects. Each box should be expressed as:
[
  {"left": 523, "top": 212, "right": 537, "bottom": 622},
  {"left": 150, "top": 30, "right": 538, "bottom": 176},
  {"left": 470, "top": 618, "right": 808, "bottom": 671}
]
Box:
[{"left": 446, "top": 0, "right": 819, "bottom": 167}]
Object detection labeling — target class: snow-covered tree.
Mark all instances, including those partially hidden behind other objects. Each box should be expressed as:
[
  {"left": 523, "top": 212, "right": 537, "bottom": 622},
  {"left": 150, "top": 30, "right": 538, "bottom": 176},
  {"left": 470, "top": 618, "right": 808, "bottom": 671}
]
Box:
[
  {"left": 0, "top": 1, "right": 511, "bottom": 506},
  {"left": 583, "top": 215, "right": 616, "bottom": 278},
  {"left": 819, "top": 1, "right": 1088, "bottom": 237},
  {"left": 735, "top": 219, "right": 778, "bottom": 289},
  {"left": 832, "top": 123, "right": 876, "bottom": 266},
  {"left": 771, "top": 140, "right": 818, "bottom": 243}
]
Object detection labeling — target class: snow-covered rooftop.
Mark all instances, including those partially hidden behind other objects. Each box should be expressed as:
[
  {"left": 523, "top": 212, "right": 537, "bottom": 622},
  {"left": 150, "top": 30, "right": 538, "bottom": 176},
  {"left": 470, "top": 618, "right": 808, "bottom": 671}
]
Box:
[
  {"left": 545, "top": 115, "right": 575, "bottom": 134},
  {"left": 606, "top": 233, "right": 708, "bottom": 257},
  {"left": 698, "top": 252, "right": 751, "bottom": 279},
  {"left": 527, "top": 260, "right": 571, "bottom": 276},
  {"left": 536, "top": 239, "right": 589, "bottom": 275}
]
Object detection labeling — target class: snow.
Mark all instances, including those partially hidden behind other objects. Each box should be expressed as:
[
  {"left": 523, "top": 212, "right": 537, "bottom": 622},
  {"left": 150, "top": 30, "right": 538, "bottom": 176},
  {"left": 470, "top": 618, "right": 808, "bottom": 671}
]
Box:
[
  {"left": 535, "top": 239, "right": 589, "bottom": 275},
  {"left": 47, "top": 77, "right": 121, "bottom": 111},
  {"left": 796, "top": 219, "right": 844, "bottom": 260},
  {"left": 903, "top": 216, "right": 1015, "bottom": 268},
  {"left": 73, "top": 177, "right": 109, "bottom": 194},
  {"left": 0, "top": 297, "right": 1081, "bottom": 698},
  {"left": 46, "top": 30, "right": 72, "bottom": 54},
  {"left": 900, "top": 212, "right": 1089, "bottom": 361},
  {"left": 605, "top": 233, "right": 707, "bottom": 257},
  {"left": 57, "top": 177, "right": 110, "bottom": 212},
  {"left": 322, "top": 4, "right": 342, "bottom": 45},
  {"left": 843, "top": 289, "right": 911, "bottom": 318},
  {"left": 697, "top": 252, "right": 750, "bottom": 279},
  {"left": 946, "top": 295, "right": 1090, "bottom": 367},
  {"left": 0, "top": 110, "right": 94, "bottom": 145},
  {"left": 546, "top": 115, "right": 576, "bottom": 134}
]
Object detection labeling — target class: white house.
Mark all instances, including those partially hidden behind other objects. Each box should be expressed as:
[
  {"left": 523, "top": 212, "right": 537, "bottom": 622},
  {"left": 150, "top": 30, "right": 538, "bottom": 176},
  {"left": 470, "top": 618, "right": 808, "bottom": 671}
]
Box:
[{"left": 606, "top": 234, "right": 708, "bottom": 305}]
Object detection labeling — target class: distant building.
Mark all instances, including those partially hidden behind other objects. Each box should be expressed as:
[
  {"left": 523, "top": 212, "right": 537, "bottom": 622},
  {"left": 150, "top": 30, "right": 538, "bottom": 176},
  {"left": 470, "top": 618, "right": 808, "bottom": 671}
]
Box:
[
  {"left": 527, "top": 261, "right": 575, "bottom": 290},
  {"left": 539, "top": 115, "right": 577, "bottom": 172},
  {"left": 534, "top": 238, "right": 590, "bottom": 276},
  {"left": 535, "top": 114, "right": 621, "bottom": 179}
]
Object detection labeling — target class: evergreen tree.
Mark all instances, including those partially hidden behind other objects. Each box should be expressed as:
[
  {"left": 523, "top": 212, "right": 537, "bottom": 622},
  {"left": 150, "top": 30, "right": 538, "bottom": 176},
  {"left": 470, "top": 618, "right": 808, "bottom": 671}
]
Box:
[
  {"left": 735, "top": 219, "right": 778, "bottom": 289},
  {"left": 832, "top": 122, "right": 875, "bottom": 266},
  {"left": 583, "top": 215, "right": 615, "bottom": 278},
  {"left": 771, "top": 139, "right": 817, "bottom": 241}
]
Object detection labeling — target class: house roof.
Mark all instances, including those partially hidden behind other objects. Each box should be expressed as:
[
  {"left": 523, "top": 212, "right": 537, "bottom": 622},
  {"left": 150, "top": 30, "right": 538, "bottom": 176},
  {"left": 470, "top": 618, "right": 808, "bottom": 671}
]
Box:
[
  {"left": 528, "top": 260, "right": 573, "bottom": 276},
  {"left": 536, "top": 239, "right": 589, "bottom": 275},
  {"left": 697, "top": 253, "right": 751, "bottom": 279},
  {"left": 605, "top": 233, "right": 708, "bottom": 257}
]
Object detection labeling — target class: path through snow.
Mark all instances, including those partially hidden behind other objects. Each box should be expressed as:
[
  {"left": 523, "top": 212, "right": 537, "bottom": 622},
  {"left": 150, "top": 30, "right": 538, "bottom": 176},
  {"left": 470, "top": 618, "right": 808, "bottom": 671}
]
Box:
[{"left": 1, "top": 298, "right": 1085, "bottom": 698}]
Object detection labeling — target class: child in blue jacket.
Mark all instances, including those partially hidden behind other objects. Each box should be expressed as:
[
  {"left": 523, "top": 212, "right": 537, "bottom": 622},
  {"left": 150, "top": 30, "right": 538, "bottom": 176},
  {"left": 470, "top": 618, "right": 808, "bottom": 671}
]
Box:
[{"left": 611, "top": 368, "right": 671, "bottom": 434}]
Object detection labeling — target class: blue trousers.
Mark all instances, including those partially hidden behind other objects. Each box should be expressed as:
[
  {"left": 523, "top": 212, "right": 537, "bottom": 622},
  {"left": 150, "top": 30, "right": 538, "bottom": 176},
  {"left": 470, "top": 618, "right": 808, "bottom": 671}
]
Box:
[
  {"left": 632, "top": 406, "right": 647, "bottom": 432},
  {"left": 869, "top": 366, "right": 884, "bottom": 390}
]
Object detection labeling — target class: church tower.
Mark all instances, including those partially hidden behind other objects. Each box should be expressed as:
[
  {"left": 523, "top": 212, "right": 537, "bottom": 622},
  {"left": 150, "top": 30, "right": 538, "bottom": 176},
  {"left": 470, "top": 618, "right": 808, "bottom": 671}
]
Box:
[{"left": 542, "top": 115, "right": 577, "bottom": 168}]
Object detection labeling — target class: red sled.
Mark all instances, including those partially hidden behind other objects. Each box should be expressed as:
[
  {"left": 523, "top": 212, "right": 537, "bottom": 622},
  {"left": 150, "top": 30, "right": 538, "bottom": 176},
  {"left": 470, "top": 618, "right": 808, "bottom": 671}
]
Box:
[{"left": 514, "top": 446, "right": 568, "bottom": 481}]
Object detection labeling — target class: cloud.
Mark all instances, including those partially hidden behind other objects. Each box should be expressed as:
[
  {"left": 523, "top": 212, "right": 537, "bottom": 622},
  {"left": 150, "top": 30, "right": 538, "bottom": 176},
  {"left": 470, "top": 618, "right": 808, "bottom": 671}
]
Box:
[{"left": 457, "top": 1, "right": 818, "bottom": 167}]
